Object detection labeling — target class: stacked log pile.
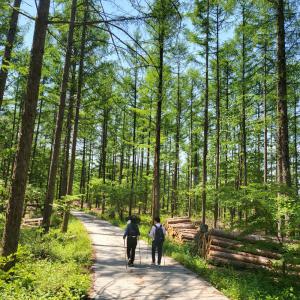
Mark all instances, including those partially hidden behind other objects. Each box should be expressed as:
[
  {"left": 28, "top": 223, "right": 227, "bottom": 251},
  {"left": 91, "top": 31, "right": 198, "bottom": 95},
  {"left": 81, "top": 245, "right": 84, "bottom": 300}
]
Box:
[
  {"left": 165, "top": 219, "right": 300, "bottom": 274},
  {"left": 206, "top": 229, "right": 300, "bottom": 275},
  {"left": 165, "top": 217, "right": 198, "bottom": 243}
]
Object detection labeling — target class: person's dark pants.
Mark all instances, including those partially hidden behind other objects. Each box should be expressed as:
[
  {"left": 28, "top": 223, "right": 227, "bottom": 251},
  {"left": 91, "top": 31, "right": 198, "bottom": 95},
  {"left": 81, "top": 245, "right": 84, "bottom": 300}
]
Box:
[
  {"left": 127, "top": 236, "right": 137, "bottom": 264},
  {"left": 152, "top": 241, "right": 163, "bottom": 264}
]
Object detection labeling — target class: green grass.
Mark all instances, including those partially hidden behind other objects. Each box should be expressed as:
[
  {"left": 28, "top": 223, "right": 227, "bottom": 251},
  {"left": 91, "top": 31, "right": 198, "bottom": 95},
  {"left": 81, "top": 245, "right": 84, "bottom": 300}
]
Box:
[
  {"left": 0, "top": 215, "right": 92, "bottom": 300},
  {"left": 87, "top": 209, "right": 300, "bottom": 300}
]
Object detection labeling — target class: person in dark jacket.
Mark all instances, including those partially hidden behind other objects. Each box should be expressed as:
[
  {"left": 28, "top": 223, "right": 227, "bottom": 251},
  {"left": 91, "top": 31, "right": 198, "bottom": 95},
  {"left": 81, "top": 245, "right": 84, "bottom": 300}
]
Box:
[{"left": 123, "top": 215, "right": 140, "bottom": 267}]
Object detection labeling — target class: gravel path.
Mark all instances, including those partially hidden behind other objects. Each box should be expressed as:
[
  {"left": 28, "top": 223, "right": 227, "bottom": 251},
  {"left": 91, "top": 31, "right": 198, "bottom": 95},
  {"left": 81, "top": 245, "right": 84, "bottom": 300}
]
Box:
[{"left": 73, "top": 211, "right": 229, "bottom": 300}]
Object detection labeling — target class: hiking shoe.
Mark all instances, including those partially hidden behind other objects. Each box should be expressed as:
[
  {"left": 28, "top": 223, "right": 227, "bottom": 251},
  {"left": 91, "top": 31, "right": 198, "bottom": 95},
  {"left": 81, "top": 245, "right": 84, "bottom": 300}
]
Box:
[
  {"left": 151, "top": 262, "right": 155, "bottom": 266},
  {"left": 128, "top": 263, "right": 134, "bottom": 267}
]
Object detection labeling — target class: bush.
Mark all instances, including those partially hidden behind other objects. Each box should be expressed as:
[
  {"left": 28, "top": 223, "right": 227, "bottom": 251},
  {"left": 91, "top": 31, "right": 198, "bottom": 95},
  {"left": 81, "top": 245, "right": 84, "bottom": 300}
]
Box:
[{"left": 0, "top": 216, "right": 92, "bottom": 300}]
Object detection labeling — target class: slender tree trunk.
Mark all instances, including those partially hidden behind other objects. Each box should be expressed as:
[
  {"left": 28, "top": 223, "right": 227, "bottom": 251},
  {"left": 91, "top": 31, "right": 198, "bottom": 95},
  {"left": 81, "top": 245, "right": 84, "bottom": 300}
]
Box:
[
  {"left": 225, "top": 62, "right": 229, "bottom": 185},
  {"left": 129, "top": 58, "right": 138, "bottom": 215},
  {"left": 294, "top": 94, "right": 298, "bottom": 194},
  {"left": 171, "top": 64, "right": 181, "bottom": 217},
  {"left": 67, "top": 0, "right": 88, "bottom": 196},
  {"left": 143, "top": 98, "right": 152, "bottom": 213},
  {"left": 101, "top": 108, "right": 109, "bottom": 214},
  {"left": 60, "top": 61, "right": 76, "bottom": 199},
  {"left": 201, "top": 0, "right": 210, "bottom": 225},
  {"left": 87, "top": 142, "right": 92, "bottom": 209},
  {"left": 264, "top": 42, "right": 268, "bottom": 184},
  {"left": 1, "top": 0, "right": 50, "bottom": 258},
  {"left": 43, "top": 0, "right": 77, "bottom": 232},
  {"left": 0, "top": 0, "right": 22, "bottom": 109},
  {"left": 152, "top": 27, "right": 164, "bottom": 221},
  {"left": 119, "top": 111, "right": 126, "bottom": 183},
  {"left": 4, "top": 77, "right": 20, "bottom": 187},
  {"left": 214, "top": 5, "right": 220, "bottom": 228},
  {"left": 189, "top": 80, "right": 194, "bottom": 217},
  {"left": 29, "top": 79, "right": 46, "bottom": 183},
  {"left": 80, "top": 138, "right": 86, "bottom": 209},
  {"left": 241, "top": 4, "right": 247, "bottom": 186},
  {"left": 276, "top": 0, "right": 291, "bottom": 187}
]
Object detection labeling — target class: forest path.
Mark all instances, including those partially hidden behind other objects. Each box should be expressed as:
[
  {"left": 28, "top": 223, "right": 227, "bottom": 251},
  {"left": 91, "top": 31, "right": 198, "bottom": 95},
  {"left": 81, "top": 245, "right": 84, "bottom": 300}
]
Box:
[{"left": 73, "top": 211, "right": 229, "bottom": 300}]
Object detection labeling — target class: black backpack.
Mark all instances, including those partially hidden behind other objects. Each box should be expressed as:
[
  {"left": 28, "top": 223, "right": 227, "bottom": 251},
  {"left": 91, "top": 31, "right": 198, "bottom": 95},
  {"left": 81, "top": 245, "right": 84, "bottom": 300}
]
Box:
[
  {"left": 154, "top": 224, "right": 165, "bottom": 244},
  {"left": 128, "top": 223, "right": 139, "bottom": 236}
]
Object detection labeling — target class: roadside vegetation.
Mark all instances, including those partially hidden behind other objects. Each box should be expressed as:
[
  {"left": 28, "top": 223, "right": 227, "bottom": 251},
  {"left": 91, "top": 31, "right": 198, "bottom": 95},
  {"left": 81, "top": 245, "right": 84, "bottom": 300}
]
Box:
[
  {"left": 88, "top": 209, "right": 300, "bottom": 300},
  {"left": 0, "top": 215, "right": 92, "bottom": 300}
]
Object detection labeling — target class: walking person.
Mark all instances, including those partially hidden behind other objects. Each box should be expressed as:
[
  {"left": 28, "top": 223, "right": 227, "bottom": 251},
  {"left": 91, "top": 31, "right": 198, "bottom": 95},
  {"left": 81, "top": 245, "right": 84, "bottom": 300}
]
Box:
[
  {"left": 149, "top": 217, "right": 166, "bottom": 266},
  {"left": 123, "top": 215, "right": 140, "bottom": 267}
]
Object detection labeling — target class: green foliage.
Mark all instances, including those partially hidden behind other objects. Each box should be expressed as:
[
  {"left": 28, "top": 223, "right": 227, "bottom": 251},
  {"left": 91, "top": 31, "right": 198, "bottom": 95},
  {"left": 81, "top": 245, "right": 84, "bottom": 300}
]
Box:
[{"left": 0, "top": 216, "right": 92, "bottom": 300}]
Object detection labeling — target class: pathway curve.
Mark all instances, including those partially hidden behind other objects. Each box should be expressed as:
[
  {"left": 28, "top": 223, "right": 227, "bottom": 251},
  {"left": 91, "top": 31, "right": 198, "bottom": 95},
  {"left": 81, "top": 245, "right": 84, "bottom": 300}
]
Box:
[{"left": 73, "top": 211, "right": 229, "bottom": 300}]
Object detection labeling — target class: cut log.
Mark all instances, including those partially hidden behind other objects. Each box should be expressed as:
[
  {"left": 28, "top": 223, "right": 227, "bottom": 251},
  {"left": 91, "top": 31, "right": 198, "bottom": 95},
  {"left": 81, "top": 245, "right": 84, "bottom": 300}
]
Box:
[
  {"left": 178, "top": 232, "right": 197, "bottom": 240},
  {"left": 209, "top": 249, "right": 272, "bottom": 267},
  {"left": 170, "top": 223, "right": 196, "bottom": 229},
  {"left": 210, "top": 229, "right": 281, "bottom": 246},
  {"left": 209, "top": 245, "right": 272, "bottom": 266},
  {"left": 210, "top": 236, "right": 281, "bottom": 259},
  {"left": 208, "top": 255, "right": 268, "bottom": 270},
  {"left": 166, "top": 217, "right": 191, "bottom": 225}
]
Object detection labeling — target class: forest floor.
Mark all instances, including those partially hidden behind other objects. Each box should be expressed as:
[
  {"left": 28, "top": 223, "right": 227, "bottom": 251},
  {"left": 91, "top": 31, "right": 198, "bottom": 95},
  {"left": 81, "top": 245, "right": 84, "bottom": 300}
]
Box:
[{"left": 72, "top": 211, "right": 229, "bottom": 300}]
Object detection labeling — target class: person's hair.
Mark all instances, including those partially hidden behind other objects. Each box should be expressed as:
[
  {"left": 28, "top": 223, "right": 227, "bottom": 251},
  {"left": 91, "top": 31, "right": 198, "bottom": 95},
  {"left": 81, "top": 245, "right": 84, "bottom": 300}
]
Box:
[
  {"left": 154, "top": 216, "right": 160, "bottom": 223},
  {"left": 131, "top": 215, "right": 137, "bottom": 224}
]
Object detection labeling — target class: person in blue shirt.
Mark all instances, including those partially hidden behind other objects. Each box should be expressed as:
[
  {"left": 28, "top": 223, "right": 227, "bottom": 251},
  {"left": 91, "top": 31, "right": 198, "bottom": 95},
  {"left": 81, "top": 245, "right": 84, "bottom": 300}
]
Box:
[{"left": 123, "top": 215, "right": 140, "bottom": 267}]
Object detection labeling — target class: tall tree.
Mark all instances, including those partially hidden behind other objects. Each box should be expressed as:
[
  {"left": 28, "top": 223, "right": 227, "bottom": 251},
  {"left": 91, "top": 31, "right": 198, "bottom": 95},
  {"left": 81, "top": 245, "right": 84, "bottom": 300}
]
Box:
[
  {"left": 1, "top": 0, "right": 51, "bottom": 258},
  {"left": 43, "top": 0, "right": 78, "bottom": 232},
  {"left": 0, "top": 0, "right": 21, "bottom": 109}
]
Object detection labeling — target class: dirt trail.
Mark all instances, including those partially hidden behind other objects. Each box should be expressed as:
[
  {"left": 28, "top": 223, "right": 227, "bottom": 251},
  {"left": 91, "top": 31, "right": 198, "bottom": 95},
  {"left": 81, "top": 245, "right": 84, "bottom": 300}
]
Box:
[{"left": 73, "top": 211, "right": 229, "bottom": 300}]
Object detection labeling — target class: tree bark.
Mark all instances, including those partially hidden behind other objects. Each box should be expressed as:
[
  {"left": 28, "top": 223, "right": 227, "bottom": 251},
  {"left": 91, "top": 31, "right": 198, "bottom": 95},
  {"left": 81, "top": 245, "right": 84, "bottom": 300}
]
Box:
[
  {"left": 171, "top": 64, "right": 181, "bottom": 216},
  {"left": 263, "top": 42, "right": 268, "bottom": 184},
  {"left": 129, "top": 54, "right": 138, "bottom": 215},
  {"left": 201, "top": 0, "right": 210, "bottom": 225},
  {"left": 43, "top": 0, "right": 77, "bottom": 232},
  {"left": 0, "top": 0, "right": 22, "bottom": 109},
  {"left": 276, "top": 0, "right": 291, "bottom": 187},
  {"left": 80, "top": 138, "right": 86, "bottom": 209},
  {"left": 1, "top": 0, "right": 50, "bottom": 258},
  {"left": 67, "top": 0, "right": 88, "bottom": 196},
  {"left": 152, "top": 24, "right": 164, "bottom": 221},
  {"left": 214, "top": 4, "right": 220, "bottom": 228},
  {"left": 60, "top": 61, "right": 76, "bottom": 198}
]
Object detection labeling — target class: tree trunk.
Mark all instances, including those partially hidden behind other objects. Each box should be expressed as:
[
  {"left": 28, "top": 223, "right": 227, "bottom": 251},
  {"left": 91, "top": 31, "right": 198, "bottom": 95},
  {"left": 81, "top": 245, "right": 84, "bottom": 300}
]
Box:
[
  {"left": 1, "top": 0, "right": 50, "bottom": 258},
  {"left": 60, "top": 61, "right": 76, "bottom": 198},
  {"left": 294, "top": 94, "right": 298, "bottom": 194},
  {"left": 129, "top": 56, "right": 138, "bottom": 215},
  {"left": 241, "top": 4, "right": 247, "bottom": 186},
  {"left": 276, "top": 0, "right": 291, "bottom": 187},
  {"left": 214, "top": 4, "right": 220, "bottom": 228},
  {"left": 152, "top": 26, "right": 164, "bottom": 221},
  {"left": 80, "top": 138, "right": 86, "bottom": 209},
  {"left": 171, "top": 64, "right": 181, "bottom": 216},
  {"left": 43, "top": 0, "right": 77, "bottom": 232},
  {"left": 201, "top": 0, "right": 210, "bottom": 225},
  {"left": 0, "top": 0, "right": 22, "bottom": 109},
  {"left": 263, "top": 42, "right": 268, "bottom": 184},
  {"left": 101, "top": 108, "right": 109, "bottom": 214},
  {"left": 67, "top": 0, "right": 88, "bottom": 196}
]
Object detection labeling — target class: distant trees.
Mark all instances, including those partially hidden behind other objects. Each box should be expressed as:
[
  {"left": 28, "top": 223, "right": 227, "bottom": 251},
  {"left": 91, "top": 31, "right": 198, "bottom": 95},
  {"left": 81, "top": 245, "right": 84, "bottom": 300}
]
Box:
[{"left": 1, "top": 0, "right": 300, "bottom": 261}]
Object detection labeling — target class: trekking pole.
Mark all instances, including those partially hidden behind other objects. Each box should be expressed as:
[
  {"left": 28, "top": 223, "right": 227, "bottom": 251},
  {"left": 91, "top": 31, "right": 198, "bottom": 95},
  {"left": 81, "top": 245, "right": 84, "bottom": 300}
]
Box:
[
  {"left": 146, "top": 236, "right": 149, "bottom": 259},
  {"left": 139, "top": 237, "right": 141, "bottom": 265},
  {"left": 124, "top": 238, "right": 127, "bottom": 270}
]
